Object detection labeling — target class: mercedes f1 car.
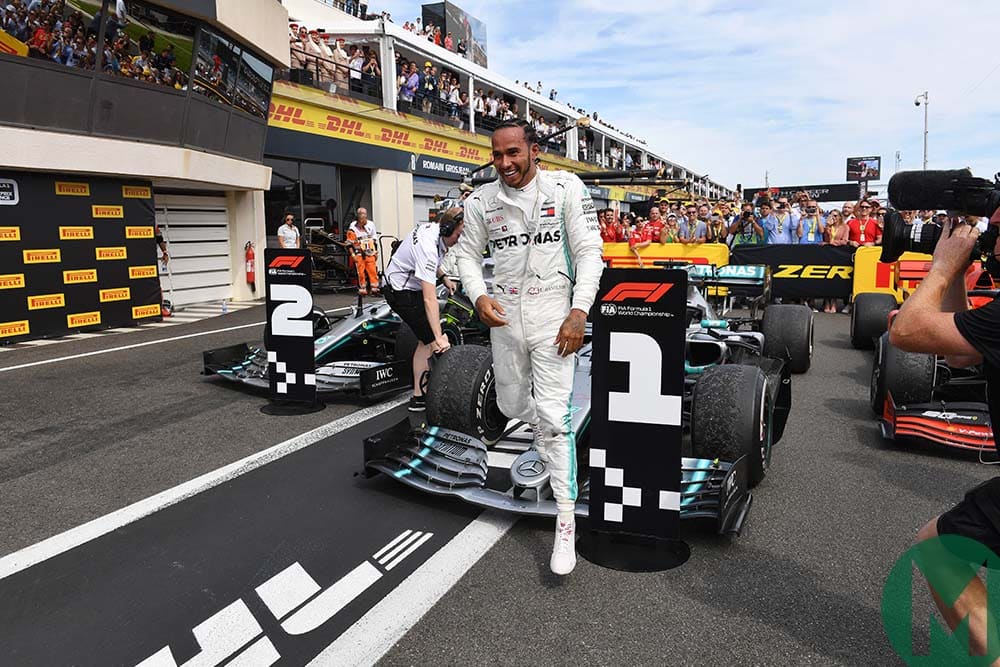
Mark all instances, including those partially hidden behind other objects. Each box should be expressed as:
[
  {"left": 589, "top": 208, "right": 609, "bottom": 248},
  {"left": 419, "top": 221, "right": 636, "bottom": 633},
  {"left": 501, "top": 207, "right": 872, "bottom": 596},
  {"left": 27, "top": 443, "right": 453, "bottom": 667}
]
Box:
[
  {"left": 363, "top": 266, "right": 796, "bottom": 534},
  {"left": 202, "top": 288, "right": 489, "bottom": 398}
]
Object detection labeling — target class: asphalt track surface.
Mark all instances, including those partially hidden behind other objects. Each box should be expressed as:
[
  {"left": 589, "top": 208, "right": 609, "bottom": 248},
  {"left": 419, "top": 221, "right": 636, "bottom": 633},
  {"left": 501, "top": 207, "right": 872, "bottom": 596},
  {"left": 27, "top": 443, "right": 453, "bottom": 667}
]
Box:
[{"left": 1, "top": 300, "right": 996, "bottom": 665}]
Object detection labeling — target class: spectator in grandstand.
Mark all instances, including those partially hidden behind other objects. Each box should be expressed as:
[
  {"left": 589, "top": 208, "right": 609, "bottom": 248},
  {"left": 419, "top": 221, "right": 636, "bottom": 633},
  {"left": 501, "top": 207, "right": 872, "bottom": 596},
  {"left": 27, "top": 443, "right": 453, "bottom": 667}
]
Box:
[
  {"left": 842, "top": 201, "right": 856, "bottom": 222},
  {"left": 707, "top": 213, "right": 729, "bottom": 245},
  {"left": 349, "top": 45, "right": 364, "bottom": 93},
  {"left": 821, "top": 210, "right": 849, "bottom": 312},
  {"left": 361, "top": 52, "right": 380, "bottom": 95},
  {"left": 457, "top": 39, "right": 467, "bottom": 57},
  {"left": 433, "top": 25, "right": 441, "bottom": 46},
  {"left": 847, "top": 201, "right": 880, "bottom": 247},
  {"left": 332, "top": 37, "right": 350, "bottom": 93},
  {"left": 486, "top": 90, "right": 499, "bottom": 118},
  {"left": 398, "top": 61, "right": 418, "bottom": 110},
  {"left": 799, "top": 200, "right": 825, "bottom": 244},
  {"left": 679, "top": 205, "right": 708, "bottom": 244},
  {"left": 645, "top": 206, "right": 666, "bottom": 244},
  {"left": 549, "top": 88, "right": 558, "bottom": 101},
  {"left": 791, "top": 190, "right": 810, "bottom": 214},
  {"left": 599, "top": 210, "right": 617, "bottom": 243},
  {"left": 729, "top": 203, "right": 764, "bottom": 246},
  {"left": 761, "top": 198, "right": 802, "bottom": 244},
  {"left": 444, "top": 31, "right": 453, "bottom": 50},
  {"left": 663, "top": 213, "right": 681, "bottom": 243},
  {"left": 306, "top": 31, "right": 335, "bottom": 87}
]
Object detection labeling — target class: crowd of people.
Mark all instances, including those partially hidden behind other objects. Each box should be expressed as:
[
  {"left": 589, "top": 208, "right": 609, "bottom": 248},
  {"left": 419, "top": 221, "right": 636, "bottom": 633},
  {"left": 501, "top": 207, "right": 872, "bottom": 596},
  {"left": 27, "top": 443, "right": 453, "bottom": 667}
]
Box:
[
  {"left": 400, "top": 18, "right": 471, "bottom": 59},
  {"left": 4, "top": 0, "right": 189, "bottom": 90},
  {"left": 288, "top": 24, "right": 381, "bottom": 98}
]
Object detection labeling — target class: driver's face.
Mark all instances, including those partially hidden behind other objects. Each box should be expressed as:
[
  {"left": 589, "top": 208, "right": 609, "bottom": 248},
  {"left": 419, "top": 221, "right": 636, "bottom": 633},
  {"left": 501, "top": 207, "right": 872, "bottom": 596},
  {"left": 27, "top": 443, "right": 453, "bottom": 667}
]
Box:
[{"left": 491, "top": 127, "right": 538, "bottom": 189}]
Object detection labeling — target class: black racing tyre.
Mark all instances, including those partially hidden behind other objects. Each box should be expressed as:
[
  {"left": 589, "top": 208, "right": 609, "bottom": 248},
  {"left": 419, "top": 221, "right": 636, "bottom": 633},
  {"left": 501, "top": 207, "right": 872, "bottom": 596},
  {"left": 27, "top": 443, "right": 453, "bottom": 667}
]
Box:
[
  {"left": 870, "top": 332, "right": 936, "bottom": 415},
  {"left": 426, "top": 345, "right": 508, "bottom": 444},
  {"left": 762, "top": 304, "right": 814, "bottom": 373},
  {"left": 393, "top": 323, "right": 419, "bottom": 365},
  {"left": 851, "top": 293, "right": 897, "bottom": 350},
  {"left": 691, "top": 364, "right": 771, "bottom": 488}
]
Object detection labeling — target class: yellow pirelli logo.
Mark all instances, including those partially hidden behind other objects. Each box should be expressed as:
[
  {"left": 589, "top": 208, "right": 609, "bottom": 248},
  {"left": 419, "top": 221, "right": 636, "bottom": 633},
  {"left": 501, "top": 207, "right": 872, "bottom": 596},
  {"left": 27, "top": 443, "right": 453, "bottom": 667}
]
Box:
[
  {"left": 63, "top": 269, "right": 97, "bottom": 284},
  {"left": 125, "top": 226, "right": 154, "bottom": 239},
  {"left": 129, "top": 265, "right": 158, "bottom": 279},
  {"left": 96, "top": 246, "right": 127, "bottom": 261},
  {"left": 67, "top": 311, "right": 101, "bottom": 328},
  {"left": 132, "top": 304, "right": 161, "bottom": 319},
  {"left": 24, "top": 249, "right": 61, "bottom": 264},
  {"left": 0, "top": 320, "right": 29, "bottom": 338},
  {"left": 59, "top": 226, "right": 94, "bottom": 240},
  {"left": 0, "top": 226, "right": 20, "bottom": 241},
  {"left": 92, "top": 205, "right": 124, "bottom": 218},
  {"left": 100, "top": 287, "right": 131, "bottom": 302},
  {"left": 55, "top": 181, "right": 90, "bottom": 196},
  {"left": 122, "top": 185, "right": 152, "bottom": 199},
  {"left": 27, "top": 293, "right": 66, "bottom": 310},
  {"left": 0, "top": 274, "right": 25, "bottom": 289}
]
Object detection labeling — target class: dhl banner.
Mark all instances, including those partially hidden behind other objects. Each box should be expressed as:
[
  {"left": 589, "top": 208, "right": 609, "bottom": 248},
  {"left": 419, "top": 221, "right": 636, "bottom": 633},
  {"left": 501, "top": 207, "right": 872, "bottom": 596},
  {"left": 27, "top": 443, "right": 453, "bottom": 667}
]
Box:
[
  {"left": 269, "top": 82, "right": 659, "bottom": 202},
  {"left": 0, "top": 171, "right": 161, "bottom": 343}
]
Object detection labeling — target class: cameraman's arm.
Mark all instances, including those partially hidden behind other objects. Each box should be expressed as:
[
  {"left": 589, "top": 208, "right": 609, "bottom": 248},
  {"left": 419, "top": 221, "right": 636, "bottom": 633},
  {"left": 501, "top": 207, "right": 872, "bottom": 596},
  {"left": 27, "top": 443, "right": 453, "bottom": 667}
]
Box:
[{"left": 890, "top": 221, "right": 982, "bottom": 364}]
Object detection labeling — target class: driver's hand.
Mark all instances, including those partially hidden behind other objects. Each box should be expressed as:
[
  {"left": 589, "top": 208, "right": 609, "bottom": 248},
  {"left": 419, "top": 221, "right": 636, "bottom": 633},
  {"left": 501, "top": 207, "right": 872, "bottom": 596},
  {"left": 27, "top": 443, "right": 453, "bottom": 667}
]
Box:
[
  {"left": 442, "top": 276, "right": 457, "bottom": 295},
  {"left": 433, "top": 334, "right": 451, "bottom": 353},
  {"left": 931, "top": 218, "right": 978, "bottom": 280},
  {"left": 474, "top": 295, "right": 507, "bottom": 327},
  {"left": 554, "top": 309, "right": 587, "bottom": 357}
]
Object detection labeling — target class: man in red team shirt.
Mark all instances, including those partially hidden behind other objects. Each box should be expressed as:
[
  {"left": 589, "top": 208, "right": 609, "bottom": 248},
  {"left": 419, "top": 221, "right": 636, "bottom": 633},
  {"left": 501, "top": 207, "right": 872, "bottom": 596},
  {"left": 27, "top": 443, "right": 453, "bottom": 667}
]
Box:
[
  {"left": 599, "top": 209, "right": 618, "bottom": 243},
  {"left": 645, "top": 206, "right": 666, "bottom": 244},
  {"left": 847, "top": 201, "right": 881, "bottom": 247}
]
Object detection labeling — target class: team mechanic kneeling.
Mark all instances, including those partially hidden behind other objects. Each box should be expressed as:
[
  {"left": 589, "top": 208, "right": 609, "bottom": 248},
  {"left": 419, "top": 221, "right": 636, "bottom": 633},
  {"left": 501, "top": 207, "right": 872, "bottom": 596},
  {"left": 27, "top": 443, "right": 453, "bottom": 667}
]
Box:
[
  {"left": 384, "top": 208, "right": 464, "bottom": 412},
  {"left": 892, "top": 210, "right": 1000, "bottom": 655},
  {"left": 454, "top": 119, "right": 604, "bottom": 575}
]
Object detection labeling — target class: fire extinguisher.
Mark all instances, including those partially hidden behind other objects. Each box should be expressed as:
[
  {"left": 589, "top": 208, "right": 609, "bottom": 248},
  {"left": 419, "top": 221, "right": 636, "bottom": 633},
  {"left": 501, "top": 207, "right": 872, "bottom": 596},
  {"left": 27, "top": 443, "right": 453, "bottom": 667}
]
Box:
[{"left": 245, "top": 241, "right": 256, "bottom": 292}]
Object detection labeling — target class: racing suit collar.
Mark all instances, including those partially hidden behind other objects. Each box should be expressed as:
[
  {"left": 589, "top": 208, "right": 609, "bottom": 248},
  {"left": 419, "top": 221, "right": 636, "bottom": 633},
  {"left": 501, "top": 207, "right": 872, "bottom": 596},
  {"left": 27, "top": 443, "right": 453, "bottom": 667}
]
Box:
[{"left": 497, "top": 170, "right": 556, "bottom": 218}]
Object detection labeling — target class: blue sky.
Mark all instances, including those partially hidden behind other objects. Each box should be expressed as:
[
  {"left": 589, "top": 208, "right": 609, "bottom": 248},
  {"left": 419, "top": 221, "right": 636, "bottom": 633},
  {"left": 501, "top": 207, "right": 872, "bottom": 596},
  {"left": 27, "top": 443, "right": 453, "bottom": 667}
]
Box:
[{"left": 371, "top": 0, "right": 1000, "bottom": 192}]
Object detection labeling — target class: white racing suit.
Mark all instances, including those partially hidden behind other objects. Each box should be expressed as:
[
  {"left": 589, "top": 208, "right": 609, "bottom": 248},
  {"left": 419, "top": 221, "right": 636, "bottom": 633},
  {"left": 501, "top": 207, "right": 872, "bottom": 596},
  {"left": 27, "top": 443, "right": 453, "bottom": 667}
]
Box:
[{"left": 455, "top": 170, "right": 604, "bottom": 512}]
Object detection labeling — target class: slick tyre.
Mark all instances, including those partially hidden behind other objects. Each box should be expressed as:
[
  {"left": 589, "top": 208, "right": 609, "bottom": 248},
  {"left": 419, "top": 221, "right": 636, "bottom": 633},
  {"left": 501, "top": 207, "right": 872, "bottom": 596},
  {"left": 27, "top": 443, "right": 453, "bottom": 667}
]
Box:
[
  {"left": 762, "top": 304, "right": 814, "bottom": 373},
  {"left": 870, "top": 332, "right": 936, "bottom": 415},
  {"left": 691, "top": 364, "right": 771, "bottom": 487},
  {"left": 426, "top": 345, "right": 508, "bottom": 444},
  {"left": 851, "top": 293, "right": 897, "bottom": 350}
]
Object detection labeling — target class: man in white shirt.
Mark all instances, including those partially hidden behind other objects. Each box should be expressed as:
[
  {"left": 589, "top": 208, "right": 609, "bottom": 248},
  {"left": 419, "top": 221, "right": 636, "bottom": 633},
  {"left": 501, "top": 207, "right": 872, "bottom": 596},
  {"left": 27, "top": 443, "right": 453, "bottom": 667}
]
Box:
[
  {"left": 384, "top": 209, "right": 464, "bottom": 411},
  {"left": 278, "top": 214, "right": 300, "bottom": 248}
]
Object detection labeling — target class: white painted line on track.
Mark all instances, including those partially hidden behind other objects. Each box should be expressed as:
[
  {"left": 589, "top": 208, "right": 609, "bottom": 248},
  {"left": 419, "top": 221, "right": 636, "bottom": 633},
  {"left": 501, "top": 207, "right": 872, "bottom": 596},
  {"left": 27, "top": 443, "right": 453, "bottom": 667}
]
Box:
[
  {"left": 308, "top": 510, "right": 517, "bottom": 666},
  {"left": 0, "top": 321, "right": 266, "bottom": 373},
  {"left": 0, "top": 394, "right": 408, "bottom": 580}
]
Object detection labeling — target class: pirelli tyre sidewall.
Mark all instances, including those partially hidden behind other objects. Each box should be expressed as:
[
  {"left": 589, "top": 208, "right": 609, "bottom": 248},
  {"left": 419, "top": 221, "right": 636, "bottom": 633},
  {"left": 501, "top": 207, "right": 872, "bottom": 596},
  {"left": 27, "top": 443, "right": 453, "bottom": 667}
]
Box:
[
  {"left": 762, "top": 304, "right": 813, "bottom": 373},
  {"left": 426, "top": 345, "right": 507, "bottom": 444},
  {"left": 691, "top": 364, "right": 771, "bottom": 488},
  {"left": 851, "top": 293, "right": 897, "bottom": 350}
]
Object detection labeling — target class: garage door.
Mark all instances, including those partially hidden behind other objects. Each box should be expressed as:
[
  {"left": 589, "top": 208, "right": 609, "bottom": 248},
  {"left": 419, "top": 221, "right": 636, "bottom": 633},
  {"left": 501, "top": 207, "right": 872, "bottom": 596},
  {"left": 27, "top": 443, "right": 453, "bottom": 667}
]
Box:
[{"left": 155, "top": 194, "right": 231, "bottom": 306}]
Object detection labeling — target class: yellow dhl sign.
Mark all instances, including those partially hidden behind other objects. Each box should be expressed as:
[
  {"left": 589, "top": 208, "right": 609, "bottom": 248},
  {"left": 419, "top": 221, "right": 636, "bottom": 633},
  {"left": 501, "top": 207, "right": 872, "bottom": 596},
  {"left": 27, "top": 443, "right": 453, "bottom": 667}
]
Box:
[
  {"left": 24, "top": 249, "right": 61, "bottom": 263},
  {"left": 0, "top": 320, "right": 29, "bottom": 338},
  {"left": 99, "top": 287, "right": 131, "bottom": 302},
  {"left": 132, "top": 304, "right": 161, "bottom": 319},
  {"left": 63, "top": 269, "right": 98, "bottom": 284},
  {"left": 96, "top": 246, "right": 127, "bottom": 260},
  {"left": 55, "top": 181, "right": 90, "bottom": 196},
  {"left": 67, "top": 311, "right": 101, "bottom": 328},
  {"left": 59, "top": 226, "right": 94, "bottom": 240},
  {"left": 125, "top": 226, "right": 154, "bottom": 238},
  {"left": 92, "top": 205, "right": 124, "bottom": 218},
  {"left": 0, "top": 274, "right": 25, "bottom": 290},
  {"left": 0, "top": 226, "right": 20, "bottom": 241},
  {"left": 122, "top": 185, "right": 152, "bottom": 199},
  {"left": 129, "top": 265, "right": 158, "bottom": 279},
  {"left": 28, "top": 293, "right": 66, "bottom": 310}
]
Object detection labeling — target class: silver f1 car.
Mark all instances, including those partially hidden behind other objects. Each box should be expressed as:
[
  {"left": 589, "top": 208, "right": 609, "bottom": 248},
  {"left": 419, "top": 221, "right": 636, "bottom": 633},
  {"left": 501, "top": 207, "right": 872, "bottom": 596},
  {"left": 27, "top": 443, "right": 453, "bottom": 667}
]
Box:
[{"left": 364, "top": 265, "right": 796, "bottom": 534}]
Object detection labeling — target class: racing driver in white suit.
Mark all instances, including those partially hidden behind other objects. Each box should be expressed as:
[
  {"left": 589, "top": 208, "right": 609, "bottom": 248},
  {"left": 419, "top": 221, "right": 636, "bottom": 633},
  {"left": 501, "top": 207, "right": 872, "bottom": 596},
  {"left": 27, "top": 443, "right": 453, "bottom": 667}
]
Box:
[{"left": 455, "top": 119, "right": 604, "bottom": 575}]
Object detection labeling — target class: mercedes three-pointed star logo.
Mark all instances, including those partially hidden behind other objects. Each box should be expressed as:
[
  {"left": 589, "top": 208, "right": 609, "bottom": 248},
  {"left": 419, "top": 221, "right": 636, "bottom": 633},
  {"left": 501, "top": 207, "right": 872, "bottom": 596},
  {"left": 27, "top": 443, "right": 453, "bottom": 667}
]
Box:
[{"left": 517, "top": 459, "right": 545, "bottom": 477}]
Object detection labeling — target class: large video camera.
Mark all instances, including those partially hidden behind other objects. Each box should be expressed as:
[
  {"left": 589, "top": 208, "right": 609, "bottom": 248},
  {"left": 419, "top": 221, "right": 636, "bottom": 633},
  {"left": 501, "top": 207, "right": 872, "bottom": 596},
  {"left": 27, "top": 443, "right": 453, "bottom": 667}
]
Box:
[{"left": 881, "top": 169, "right": 1000, "bottom": 268}]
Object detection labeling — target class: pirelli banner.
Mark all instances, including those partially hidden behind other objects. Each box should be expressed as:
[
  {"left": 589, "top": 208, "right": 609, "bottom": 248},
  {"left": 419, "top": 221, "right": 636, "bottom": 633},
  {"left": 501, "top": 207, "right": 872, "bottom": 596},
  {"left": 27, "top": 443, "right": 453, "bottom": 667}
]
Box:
[
  {"left": 0, "top": 171, "right": 161, "bottom": 343},
  {"left": 730, "top": 244, "right": 855, "bottom": 299}
]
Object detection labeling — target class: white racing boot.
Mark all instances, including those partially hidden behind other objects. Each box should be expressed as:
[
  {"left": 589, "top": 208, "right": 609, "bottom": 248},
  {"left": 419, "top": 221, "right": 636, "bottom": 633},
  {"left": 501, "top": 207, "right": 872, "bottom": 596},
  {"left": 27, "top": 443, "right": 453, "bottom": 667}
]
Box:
[{"left": 550, "top": 513, "right": 576, "bottom": 575}]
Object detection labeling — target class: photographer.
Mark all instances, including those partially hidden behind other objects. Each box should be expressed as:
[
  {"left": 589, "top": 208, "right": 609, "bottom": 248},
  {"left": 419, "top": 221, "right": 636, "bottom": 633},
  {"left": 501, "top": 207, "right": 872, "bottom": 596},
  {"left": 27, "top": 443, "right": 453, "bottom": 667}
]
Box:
[
  {"left": 729, "top": 203, "right": 764, "bottom": 246},
  {"left": 891, "top": 209, "right": 1000, "bottom": 655}
]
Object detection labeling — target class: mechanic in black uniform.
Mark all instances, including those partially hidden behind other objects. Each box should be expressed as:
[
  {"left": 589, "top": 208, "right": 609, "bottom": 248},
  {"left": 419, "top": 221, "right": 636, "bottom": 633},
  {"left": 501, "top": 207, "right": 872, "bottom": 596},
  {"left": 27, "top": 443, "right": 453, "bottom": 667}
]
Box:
[
  {"left": 891, "top": 209, "right": 1000, "bottom": 655},
  {"left": 383, "top": 207, "right": 464, "bottom": 412}
]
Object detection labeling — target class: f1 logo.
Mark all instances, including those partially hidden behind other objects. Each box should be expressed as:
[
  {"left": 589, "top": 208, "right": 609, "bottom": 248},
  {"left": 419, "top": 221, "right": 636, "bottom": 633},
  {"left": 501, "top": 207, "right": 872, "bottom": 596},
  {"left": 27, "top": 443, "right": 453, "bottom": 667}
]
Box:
[
  {"left": 602, "top": 282, "right": 673, "bottom": 303},
  {"left": 608, "top": 331, "right": 682, "bottom": 426},
  {"left": 269, "top": 256, "right": 305, "bottom": 269}
]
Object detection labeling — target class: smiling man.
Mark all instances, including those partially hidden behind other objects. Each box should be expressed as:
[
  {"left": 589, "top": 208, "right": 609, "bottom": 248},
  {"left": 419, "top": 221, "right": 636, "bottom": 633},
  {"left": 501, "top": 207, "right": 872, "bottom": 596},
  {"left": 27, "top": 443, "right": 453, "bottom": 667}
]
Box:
[{"left": 455, "top": 119, "right": 604, "bottom": 575}]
